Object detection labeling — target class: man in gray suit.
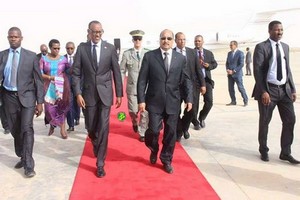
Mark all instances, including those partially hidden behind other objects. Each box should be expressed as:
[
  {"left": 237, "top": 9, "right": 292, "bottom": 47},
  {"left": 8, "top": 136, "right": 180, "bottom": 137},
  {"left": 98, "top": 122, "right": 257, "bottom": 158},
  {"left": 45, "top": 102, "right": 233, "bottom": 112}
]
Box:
[
  {"left": 245, "top": 47, "right": 252, "bottom": 75},
  {"left": 72, "top": 20, "right": 123, "bottom": 177},
  {"left": 137, "top": 29, "right": 193, "bottom": 174},
  {"left": 225, "top": 40, "right": 248, "bottom": 106},
  {"left": 120, "top": 30, "right": 149, "bottom": 142},
  {"left": 252, "top": 20, "right": 299, "bottom": 164},
  {"left": 0, "top": 27, "right": 44, "bottom": 178}
]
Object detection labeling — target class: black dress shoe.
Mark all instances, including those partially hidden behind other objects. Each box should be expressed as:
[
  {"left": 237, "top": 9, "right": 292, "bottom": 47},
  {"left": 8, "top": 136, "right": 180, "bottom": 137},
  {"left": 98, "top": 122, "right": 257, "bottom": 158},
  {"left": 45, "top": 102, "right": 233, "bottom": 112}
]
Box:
[
  {"left": 163, "top": 164, "right": 173, "bottom": 174},
  {"left": 183, "top": 131, "right": 190, "bottom": 139},
  {"left": 139, "top": 136, "right": 145, "bottom": 142},
  {"left": 199, "top": 120, "right": 206, "bottom": 128},
  {"left": 150, "top": 151, "right": 157, "bottom": 164},
  {"left": 24, "top": 169, "right": 36, "bottom": 178},
  {"left": 260, "top": 153, "right": 269, "bottom": 162},
  {"left": 96, "top": 167, "right": 106, "bottom": 178},
  {"left": 279, "top": 154, "right": 300, "bottom": 164},
  {"left": 67, "top": 127, "right": 74, "bottom": 132},
  {"left": 14, "top": 160, "right": 24, "bottom": 169},
  {"left": 4, "top": 129, "right": 10, "bottom": 134},
  {"left": 75, "top": 120, "right": 80, "bottom": 126},
  {"left": 133, "top": 125, "right": 138, "bottom": 133},
  {"left": 194, "top": 124, "right": 200, "bottom": 130},
  {"left": 226, "top": 102, "right": 237, "bottom": 106}
]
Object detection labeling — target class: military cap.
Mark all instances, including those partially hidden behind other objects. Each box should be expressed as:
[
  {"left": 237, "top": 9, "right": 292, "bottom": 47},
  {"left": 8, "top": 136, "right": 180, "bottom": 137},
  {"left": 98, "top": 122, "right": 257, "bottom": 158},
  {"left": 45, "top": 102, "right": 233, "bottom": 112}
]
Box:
[{"left": 129, "top": 30, "right": 145, "bottom": 37}]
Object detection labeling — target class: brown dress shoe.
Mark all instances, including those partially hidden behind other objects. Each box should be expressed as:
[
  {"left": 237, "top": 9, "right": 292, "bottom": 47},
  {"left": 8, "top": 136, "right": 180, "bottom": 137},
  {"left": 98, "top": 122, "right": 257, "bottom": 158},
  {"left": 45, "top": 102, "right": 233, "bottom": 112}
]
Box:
[{"left": 48, "top": 126, "right": 55, "bottom": 136}]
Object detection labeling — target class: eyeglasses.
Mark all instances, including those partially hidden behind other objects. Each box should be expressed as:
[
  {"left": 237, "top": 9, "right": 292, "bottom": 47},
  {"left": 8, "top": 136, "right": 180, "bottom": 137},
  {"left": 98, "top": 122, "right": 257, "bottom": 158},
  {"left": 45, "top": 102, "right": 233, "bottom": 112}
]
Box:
[
  {"left": 133, "top": 36, "right": 142, "bottom": 41},
  {"left": 160, "top": 37, "right": 173, "bottom": 41},
  {"left": 53, "top": 47, "right": 60, "bottom": 50},
  {"left": 89, "top": 29, "right": 104, "bottom": 35}
]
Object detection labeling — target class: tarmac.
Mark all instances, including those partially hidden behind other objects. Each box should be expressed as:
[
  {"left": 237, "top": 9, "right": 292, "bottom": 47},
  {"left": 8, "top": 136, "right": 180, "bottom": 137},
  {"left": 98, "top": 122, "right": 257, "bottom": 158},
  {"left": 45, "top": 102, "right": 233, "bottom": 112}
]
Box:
[{"left": 0, "top": 50, "right": 299, "bottom": 200}]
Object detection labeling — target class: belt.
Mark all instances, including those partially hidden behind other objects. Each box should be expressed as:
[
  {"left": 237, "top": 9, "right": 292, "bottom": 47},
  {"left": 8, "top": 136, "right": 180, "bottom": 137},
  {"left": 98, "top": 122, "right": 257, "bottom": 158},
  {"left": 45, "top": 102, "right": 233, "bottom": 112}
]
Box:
[
  {"left": 4, "top": 89, "right": 18, "bottom": 96},
  {"left": 268, "top": 83, "right": 285, "bottom": 88}
]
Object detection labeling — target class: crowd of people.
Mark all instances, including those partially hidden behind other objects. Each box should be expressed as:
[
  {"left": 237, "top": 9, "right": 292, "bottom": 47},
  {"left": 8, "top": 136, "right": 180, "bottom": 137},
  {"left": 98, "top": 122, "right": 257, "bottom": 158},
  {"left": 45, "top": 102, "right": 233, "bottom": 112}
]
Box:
[{"left": 0, "top": 20, "right": 298, "bottom": 179}]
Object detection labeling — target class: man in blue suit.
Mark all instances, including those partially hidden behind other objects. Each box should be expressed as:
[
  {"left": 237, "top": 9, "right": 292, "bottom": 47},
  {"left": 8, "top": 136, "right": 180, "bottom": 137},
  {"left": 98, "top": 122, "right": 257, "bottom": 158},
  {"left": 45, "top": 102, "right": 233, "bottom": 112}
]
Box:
[
  {"left": 225, "top": 40, "right": 248, "bottom": 106},
  {"left": 137, "top": 29, "right": 193, "bottom": 174}
]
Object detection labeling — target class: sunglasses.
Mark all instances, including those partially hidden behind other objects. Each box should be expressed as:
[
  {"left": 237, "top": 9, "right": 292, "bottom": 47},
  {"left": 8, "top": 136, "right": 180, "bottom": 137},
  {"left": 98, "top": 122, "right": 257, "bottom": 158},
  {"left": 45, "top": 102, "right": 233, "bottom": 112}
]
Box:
[
  {"left": 133, "top": 36, "right": 142, "bottom": 41},
  {"left": 160, "top": 37, "right": 173, "bottom": 41}
]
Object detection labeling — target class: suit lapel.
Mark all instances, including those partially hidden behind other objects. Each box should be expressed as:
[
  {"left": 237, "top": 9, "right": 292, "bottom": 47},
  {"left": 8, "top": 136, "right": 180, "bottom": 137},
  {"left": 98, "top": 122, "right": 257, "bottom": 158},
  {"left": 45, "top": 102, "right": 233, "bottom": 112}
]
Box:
[
  {"left": 85, "top": 42, "right": 96, "bottom": 71},
  {"left": 169, "top": 51, "right": 178, "bottom": 74},
  {"left": 153, "top": 48, "right": 167, "bottom": 74},
  {"left": 98, "top": 41, "right": 109, "bottom": 72}
]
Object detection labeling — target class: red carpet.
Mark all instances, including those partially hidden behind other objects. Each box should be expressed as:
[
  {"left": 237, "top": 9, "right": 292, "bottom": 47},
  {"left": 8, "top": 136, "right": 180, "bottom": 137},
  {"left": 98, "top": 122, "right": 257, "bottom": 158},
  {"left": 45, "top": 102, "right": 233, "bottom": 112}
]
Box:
[{"left": 70, "top": 82, "right": 220, "bottom": 200}]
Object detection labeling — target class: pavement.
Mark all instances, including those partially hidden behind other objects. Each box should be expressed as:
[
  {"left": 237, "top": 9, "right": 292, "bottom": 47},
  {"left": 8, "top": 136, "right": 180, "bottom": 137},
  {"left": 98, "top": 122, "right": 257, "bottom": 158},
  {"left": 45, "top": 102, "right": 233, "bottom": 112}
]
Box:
[{"left": 0, "top": 50, "right": 299, "bottom": 200}]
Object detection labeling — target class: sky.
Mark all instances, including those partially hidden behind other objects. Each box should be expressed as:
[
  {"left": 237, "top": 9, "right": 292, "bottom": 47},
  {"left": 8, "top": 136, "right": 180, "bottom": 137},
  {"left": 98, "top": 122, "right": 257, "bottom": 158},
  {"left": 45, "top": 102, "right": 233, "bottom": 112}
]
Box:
[{"left": 1, "top": 0, "right": 300, "bottom": 53}]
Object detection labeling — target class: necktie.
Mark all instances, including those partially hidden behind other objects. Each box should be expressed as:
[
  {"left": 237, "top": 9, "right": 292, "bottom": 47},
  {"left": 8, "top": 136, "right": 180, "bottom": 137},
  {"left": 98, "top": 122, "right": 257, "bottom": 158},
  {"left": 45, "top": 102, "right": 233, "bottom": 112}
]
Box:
[
  {"left": 164, "top": 52, "right": 169, "bottom": 73},
  {"left": 92, "top": 44, "right": 97, "bottom": 67},
  {"left": 276, "top": 43, "right": 282, "bottom": 81},
  {"left": 136, "top": 51, "right": 140, "bottom": 61},
  {"left": 199, "top": 50, "right": 206, "bottom": 77},
  {"left": 11, "top": 50, "right": 18, "bottom": 87},
  {"left": 69, "top": 55, "right": 73, "bottom": 66}
]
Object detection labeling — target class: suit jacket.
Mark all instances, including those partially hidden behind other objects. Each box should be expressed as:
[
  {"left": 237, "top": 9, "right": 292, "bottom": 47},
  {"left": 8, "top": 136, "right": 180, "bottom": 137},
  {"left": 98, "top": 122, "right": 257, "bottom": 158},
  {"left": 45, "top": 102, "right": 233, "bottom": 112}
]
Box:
[
  {"left": 0, "top": 48, "right": 44, "bottom": 107},
  {"left": 120, "top": 47, "right": 149, "bottom": 95},
  {"left": 251, "top": 39, "right": 296, "bottom": 100},
  {"left": 137, "top": 48, "right": 193, "bottom": 115},
  {"left": 202, "top": 48, "right": 218, "bottom": 87},
  {"left": 245, "top": 51, "right": 252, "bottom": 64},
  {"left": 72, "top": 40, "right": 123, "bottom": 107},
  {"left": 225, "top": 49, "right": 244, "bottom": 78},
  {"left": 183, "top": 47, "right": 205, "bottom": 87}
]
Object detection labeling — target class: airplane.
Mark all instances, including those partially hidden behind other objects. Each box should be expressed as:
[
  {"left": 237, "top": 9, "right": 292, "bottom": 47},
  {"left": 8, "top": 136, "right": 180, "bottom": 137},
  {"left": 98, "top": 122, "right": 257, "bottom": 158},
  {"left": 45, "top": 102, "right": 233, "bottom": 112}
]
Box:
[{"left": 107, "top": 7, "right": 300, "bottom": 52}]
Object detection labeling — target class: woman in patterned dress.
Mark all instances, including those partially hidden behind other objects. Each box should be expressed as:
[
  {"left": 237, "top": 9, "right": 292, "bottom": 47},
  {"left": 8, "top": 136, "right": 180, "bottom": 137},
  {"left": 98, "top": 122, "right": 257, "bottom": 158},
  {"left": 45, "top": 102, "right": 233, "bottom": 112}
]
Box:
[{"left": 39, "top": 39, "right": 71, "bottom": 139}]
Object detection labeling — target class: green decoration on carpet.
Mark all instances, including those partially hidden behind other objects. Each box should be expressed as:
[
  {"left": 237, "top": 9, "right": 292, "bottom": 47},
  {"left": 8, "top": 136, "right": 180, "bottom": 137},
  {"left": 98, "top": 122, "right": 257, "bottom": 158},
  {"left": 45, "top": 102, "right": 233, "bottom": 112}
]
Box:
[{"left": 117, "top": 112, "right": 126, "bottom": 121}]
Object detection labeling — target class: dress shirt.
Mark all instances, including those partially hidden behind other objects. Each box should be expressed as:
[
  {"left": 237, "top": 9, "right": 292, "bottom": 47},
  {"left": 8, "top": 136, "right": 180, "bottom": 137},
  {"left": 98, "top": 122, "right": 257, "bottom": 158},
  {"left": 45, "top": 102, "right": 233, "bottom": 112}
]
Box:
[
  {"left": 3, "top": 47, "right": 21, "bottom": 91},
  {"left": 91, "top": 41, "right": 101, "bottom": 63},
  {"left": 176, "top": 47, "right": 186, "bottom": 57},
  {"left": 160, "top": 48, "right": 172, "bottom": 67},
  {"left": 267, "top": 39, "right": 287, "bottom": 85}
]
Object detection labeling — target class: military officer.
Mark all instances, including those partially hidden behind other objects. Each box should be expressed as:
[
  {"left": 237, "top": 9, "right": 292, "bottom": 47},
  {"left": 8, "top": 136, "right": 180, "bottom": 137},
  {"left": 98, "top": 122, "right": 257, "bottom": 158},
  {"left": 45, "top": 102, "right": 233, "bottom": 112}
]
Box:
[{"left": 120, "top": 30, "right": 150, "bottom": 142}]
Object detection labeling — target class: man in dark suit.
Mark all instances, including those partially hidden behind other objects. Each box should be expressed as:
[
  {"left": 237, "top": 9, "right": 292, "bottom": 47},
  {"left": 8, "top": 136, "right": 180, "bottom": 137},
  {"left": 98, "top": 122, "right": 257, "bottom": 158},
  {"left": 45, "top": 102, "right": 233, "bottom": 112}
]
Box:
[
  {"left": 0, "top": 27, "right": 44, "bottom": 177},
  {"left": 65, "top": 41, "right": 81, "bottom": 132},
  {"left": 192, "top": 35, "right": 218, "bottom": 130},
  {"left": 252, "top": 20, "right": 299, "bottom": 164},
  {"left": 36, "top": 44, "right": 48, "bottom": 60},
  {"left": 225, "top": 40, "right": 248, "bottom": 106},
  {"left": 72, "top": 20, "right": 123, "bottom": 177},
  {"left": 174, "top": 32, "right": 206, "bottom": 141},
  {"left": 137, "top": 29, "right": 193, "bottom": 174}
]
